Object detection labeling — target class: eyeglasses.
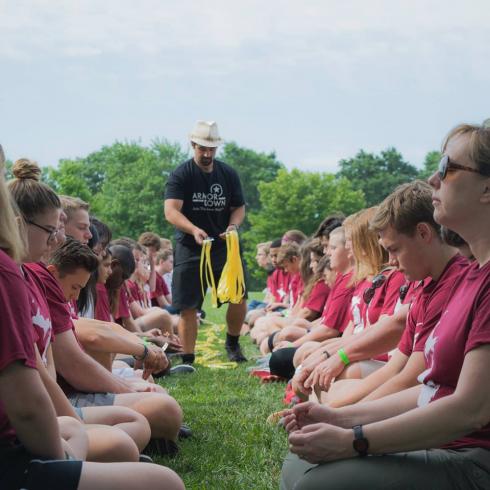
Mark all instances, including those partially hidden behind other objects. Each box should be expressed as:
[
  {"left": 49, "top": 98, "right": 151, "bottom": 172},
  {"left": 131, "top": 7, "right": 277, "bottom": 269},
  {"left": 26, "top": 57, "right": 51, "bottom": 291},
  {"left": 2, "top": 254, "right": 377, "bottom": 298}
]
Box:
[
  {"left": 438, "top": 155, "right": 490, "bottom": 181},
  {"left": 25, "top": 219, "right": 59, "bottom": 244},
  {"left": 363, "top": 274, "right": 387, "bottom": 304}
]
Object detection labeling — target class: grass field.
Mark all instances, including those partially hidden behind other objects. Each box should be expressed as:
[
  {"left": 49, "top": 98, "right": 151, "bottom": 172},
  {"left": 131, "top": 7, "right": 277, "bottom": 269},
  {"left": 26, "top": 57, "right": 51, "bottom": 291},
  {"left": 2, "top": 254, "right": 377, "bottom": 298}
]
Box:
[{"left": 155, "top": 293, "right": 289, "bottom": 489}]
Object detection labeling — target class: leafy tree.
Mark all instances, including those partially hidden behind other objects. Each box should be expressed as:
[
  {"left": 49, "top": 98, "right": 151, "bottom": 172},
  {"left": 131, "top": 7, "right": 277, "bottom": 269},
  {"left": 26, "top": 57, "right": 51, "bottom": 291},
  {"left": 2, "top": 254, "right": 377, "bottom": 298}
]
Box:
[
  {"left": 219, "top": 142, "right": 284, "bottom": 229},
  {"left": 243, "top": 168, "right": 365, "bottom": 286},
  {"left": 418, "top": 150, "right": 441, "bottom": 180},
  {"left": 337, "top": 148, "right": 418, "bottom": 207},
  {"left": 44, "top": 140, "right": 188, "bottom": 238}
]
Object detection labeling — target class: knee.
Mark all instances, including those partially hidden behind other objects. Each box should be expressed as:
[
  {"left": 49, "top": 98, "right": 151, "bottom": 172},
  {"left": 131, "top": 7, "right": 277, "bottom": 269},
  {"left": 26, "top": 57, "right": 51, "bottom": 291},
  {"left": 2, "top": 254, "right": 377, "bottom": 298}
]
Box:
[
  {"left": 58, "top": 416, "right": 84, "bottom": 438},
  {"left": 107, "top": 428, "right": 140, "bottom": 462}
]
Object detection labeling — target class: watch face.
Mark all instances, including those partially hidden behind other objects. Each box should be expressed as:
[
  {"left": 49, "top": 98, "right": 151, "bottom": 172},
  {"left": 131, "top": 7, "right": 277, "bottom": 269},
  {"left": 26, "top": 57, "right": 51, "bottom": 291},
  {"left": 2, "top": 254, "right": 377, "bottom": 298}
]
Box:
[{"left": 353, "top": 438, "right": 369, "bottom": 454}]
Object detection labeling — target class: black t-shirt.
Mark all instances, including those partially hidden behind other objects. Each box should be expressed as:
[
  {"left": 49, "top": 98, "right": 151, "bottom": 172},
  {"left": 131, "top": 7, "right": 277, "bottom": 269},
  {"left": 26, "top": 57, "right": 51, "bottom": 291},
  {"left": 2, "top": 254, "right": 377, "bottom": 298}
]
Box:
[{"left": 165, "top": 159, "right": 245, "bottom": 250}]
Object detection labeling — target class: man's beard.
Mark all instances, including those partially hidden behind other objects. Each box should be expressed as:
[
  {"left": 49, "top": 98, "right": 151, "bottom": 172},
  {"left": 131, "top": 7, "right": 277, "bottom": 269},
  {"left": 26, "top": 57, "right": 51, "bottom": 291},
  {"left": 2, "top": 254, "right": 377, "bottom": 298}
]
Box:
[{"left": 201, "top": 158, "right": 213, "bottom": 166}]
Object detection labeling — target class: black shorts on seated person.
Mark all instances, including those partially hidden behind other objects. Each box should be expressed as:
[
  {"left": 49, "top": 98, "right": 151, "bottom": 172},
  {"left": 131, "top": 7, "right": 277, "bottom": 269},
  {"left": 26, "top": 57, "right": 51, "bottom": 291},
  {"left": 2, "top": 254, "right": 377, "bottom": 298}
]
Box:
[
  {"left": 0, "top": 443, "right": 82, "bottom": 490},
  {"left": 172, "top": 241, "right": 248, "bottom": 311},
  {"left": 269, "top": 347, "right": 297, "bottom": 380}
]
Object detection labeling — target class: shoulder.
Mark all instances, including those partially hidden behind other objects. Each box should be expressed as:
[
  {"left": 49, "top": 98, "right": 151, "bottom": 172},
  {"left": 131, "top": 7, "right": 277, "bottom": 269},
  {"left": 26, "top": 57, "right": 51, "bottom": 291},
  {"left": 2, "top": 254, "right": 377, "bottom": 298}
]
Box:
[{"left": 0, "top": 250, "right": 27, "bottom": 293}]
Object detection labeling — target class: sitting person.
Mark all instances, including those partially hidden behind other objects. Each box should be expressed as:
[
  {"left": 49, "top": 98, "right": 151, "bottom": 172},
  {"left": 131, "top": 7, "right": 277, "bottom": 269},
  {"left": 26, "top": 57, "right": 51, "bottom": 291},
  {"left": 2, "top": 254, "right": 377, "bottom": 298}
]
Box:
[
  {"left": 322, "top": 181, "right": 469, "bottom": 407},
  {"left": 281, "top": 120, "right": 490, "bottom": 489},
  {"left": 246, "top": 238, "right": 291, "bottom": 329},
  {"left": 0, "top": 154, "right": 184, "bottom": 489},
  {"left": 251, "top": 242, "right": 303, "bottom": 346},
  {"left": 60, "top": 195, "right": 92, "bottom": 245},
  {"left": 152, "top": 249, "right": 173, "bottom": 309},
  {"left": 246, "top": 241, "right": 274, "bottom": 314},
  {"left": 261, "top": 245, "right": 333, "bottom": 354}
]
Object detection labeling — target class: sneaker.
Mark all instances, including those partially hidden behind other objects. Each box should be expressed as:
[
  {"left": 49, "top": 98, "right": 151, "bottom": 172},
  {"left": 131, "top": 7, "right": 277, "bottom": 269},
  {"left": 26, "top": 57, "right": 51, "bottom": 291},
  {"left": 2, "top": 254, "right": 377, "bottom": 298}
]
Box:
[
  {"left": 139, "top": 454, "right": 154, "bottom": 463},
  {"left": 225, "top": 343, "right": 248, "bottom": 363},
  {"left": 144, "top": 438, "right": 179, "bottom": 458},
  {"left": 170, "top": 364, "right": 196, "bottom": 375},
  {"left": 178, "top": 423, "right": 193, "bottom": 440}
]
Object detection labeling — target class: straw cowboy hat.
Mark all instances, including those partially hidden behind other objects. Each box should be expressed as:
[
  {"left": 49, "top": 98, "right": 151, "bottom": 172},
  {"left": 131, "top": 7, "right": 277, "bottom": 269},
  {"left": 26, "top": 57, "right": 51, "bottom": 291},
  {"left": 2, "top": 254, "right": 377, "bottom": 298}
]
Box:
[{"left": 189, "top": 121, "right": 223, "bottom": 148}]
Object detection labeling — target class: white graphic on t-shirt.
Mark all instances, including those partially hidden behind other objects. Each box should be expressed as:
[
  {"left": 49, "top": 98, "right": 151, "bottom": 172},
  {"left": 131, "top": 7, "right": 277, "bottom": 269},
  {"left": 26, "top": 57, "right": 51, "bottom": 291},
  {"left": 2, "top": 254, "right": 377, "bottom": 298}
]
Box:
[
  {"left": 417, "top": 322, "right": 441, "bottom": 406},
  {"left": 277, "top": 287, "right": 287, "bottom": 301},
  {"left": 192, "top": 184, "right": 226, "bottom": 210},
  {"left": 352, "top": 295, "right": 364, "bottom": 334},
  {"left": 32, "top": 304, "right": 52, "bottom": 363}
]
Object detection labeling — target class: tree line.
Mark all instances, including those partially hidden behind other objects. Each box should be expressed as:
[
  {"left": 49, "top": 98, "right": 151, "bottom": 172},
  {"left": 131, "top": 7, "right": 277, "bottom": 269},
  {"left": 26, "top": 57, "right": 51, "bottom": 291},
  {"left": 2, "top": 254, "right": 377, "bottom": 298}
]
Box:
[{"left": 5, "top": 141, "right": 440, "bottom": 288}]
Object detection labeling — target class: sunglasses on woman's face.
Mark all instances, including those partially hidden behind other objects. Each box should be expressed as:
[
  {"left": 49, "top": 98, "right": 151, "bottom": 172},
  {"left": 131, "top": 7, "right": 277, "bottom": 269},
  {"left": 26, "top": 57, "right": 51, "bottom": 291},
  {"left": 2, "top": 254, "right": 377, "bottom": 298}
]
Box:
[
  {"left": 438, "top": 155, "right": 490, "bottom": 181},
  {"left": 363, "top": 274, "right": 387, "bottom": 304}
]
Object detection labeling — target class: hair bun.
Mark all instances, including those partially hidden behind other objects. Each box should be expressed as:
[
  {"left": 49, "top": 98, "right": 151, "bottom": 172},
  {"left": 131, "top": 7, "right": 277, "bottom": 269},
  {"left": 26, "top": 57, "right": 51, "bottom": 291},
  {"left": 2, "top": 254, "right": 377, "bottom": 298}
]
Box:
[{"left": 12, "top": 158, "right": 42, "bottom": 181}]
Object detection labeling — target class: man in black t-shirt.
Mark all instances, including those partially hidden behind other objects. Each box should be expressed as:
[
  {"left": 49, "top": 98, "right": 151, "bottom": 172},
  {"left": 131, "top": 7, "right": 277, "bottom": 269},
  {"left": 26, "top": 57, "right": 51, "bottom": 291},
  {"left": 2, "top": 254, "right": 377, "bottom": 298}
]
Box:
[{"left": 164, "top": 121, "right": 248, "bottom": 364}]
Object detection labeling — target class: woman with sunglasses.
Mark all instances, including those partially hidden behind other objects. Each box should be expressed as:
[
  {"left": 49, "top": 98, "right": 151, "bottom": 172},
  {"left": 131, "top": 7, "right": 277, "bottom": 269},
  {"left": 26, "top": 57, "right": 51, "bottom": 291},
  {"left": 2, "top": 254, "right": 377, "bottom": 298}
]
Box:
[{"left": 280, "top": 121, "right": 490, "bottom": 490}]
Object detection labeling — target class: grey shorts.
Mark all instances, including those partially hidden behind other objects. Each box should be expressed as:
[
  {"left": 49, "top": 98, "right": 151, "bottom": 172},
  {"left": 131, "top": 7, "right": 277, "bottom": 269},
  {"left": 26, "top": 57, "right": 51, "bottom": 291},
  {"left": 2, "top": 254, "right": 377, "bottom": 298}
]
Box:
[{"left": 68, "top": 392, "right": 116, "bottom": 408}]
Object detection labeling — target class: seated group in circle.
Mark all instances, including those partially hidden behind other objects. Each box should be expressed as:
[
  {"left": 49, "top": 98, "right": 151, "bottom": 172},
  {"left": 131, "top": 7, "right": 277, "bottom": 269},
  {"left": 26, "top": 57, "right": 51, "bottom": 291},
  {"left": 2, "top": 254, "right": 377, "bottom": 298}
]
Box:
[{"left": 244, "top": 121, "right": 490, "bottom": 489}]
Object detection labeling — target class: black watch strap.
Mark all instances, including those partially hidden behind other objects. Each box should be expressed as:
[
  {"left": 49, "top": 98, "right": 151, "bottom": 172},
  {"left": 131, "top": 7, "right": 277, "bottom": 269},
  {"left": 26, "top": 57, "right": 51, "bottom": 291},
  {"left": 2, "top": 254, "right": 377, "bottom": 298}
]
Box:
[{"left": 352, "top": 424, "right": 369, "bottom": 457}]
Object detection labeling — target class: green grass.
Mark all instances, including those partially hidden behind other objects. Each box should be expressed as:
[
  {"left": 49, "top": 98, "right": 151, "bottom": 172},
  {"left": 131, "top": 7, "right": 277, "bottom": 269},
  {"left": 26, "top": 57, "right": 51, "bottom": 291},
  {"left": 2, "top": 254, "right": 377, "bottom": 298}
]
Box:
[{"left": 156, "top": 292, "right": 288, "bottom": 489}]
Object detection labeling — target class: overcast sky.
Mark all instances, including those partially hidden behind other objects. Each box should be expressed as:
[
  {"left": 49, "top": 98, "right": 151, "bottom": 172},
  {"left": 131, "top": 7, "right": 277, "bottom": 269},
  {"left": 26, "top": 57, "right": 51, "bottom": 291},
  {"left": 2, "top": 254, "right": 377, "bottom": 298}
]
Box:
[{"left": 1, "top": 0, "right": 489, "bottom": 172}]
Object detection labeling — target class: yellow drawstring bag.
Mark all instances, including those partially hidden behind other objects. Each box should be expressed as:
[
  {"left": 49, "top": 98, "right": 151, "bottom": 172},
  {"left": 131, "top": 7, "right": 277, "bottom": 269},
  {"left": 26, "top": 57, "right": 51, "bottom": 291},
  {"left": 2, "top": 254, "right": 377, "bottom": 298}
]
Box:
[{"left": 199, "top": 230, "right": 245, "bottom": 308}]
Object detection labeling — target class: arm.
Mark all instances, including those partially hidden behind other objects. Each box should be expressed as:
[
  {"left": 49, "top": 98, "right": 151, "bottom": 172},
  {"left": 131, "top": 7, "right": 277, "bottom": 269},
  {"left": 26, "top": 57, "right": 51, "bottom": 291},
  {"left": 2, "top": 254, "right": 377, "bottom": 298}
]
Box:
[
  {"left": 293, "top": 324, "right": 339, "bottom": 348},
  {"left": 36, "top": 346, "right": 81, "bottom": 420},
  {"left": 74, "top": 318, "right": 148, "bottom": 358},
  {"left": 52, "top": 329, "right": 134, "bottom": 394},
  {"left": 0, "top": 361, "right": 65, "bottom": 459},
  {"left": 328, "top": 350, "right": 408, "bottom": 408},
  {"left": 364, "top": 345, "right": 490, "bottom": 454},
  {"left": 362, "top": 351, "right": 425, "bottom": 402},
  {"left": 128, "top": 298, "right": 146, "bottom": 319},
  {"left": 341, "top": 305, "right": 408, "bottom": 363},
  {"left": 165, "top": 199, "right": 207, "bottom": 244},
  {"left": 228, "top": 205, "right": 245, "bottom": 229},
  {"left": 121, "top": 316, "right": 142, "bottom": 333}
]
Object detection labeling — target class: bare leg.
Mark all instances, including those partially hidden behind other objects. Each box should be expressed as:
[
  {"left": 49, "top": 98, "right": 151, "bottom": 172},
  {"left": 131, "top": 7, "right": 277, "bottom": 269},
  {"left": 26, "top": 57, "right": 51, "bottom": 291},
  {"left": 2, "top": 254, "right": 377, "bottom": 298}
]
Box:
[
  {"left": 85, "top": 426, "right": 140, "bottom": 462},
  {"left": 114, "top": 392, "right": 182, "bottom": 441},
  {"left": 178, "top": 308, "right": 199, "bottom": 355},
  {"left": 226, "top": 301, "right": 247, "bottom": 336},
  {"left": 78, "top": 462, "right": 184, "bottom": 490},
  {"left": 135, "top": 308, "right": 173, "bottom": 335},
  {"left": 81, "top": 405, "right": 151, "bottom": 452},
  {"left": 58, "top": 416, "right": 88, "bottom": 460}
]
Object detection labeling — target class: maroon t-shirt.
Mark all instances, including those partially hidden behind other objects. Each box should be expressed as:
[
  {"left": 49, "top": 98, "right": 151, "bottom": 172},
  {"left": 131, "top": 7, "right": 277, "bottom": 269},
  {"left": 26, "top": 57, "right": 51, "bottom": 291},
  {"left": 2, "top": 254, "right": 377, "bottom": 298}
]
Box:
[
  {"left": 351, "top": 278, "right": 372, "bottom": 334},
  {"left": 151, "top": 274, "right": 169, "bottom": 300},
  {"left": 418, "top": 259, "right": 490, "bottom": 449},
  {"left": 303, "top": 280, "right": 330, "bottom": 314},
  {"left": 25, "top": 262, "right": 74, "bottom": 336},
  {"left": 268, "top": 269, "right": 291, "bottom": 303},
  {"left": 320, "top": 271, "right": 355, "bottom": 333},
  {"left": 115, "top": 286, "right": 131, "bottom": 321},
  {"left": 126, "top": 279, "right": 149, "bottom": 309},
  {"left": 367, "top": 270, "right": 407, "bottom": 326},
  {"left": 22, "top": 265, "right": 53, "bottom": 364},
  {"left": 289, "top": 272, "right": 303, "bottom": 308},
  {"left": 0, "top": 250, "right": 37, "bottom": 445},
  {"left": 398, "top": 255, "right": 469, "bottom": 357},
  {"left": 95, "top": 283, "right": 112, "bottom": 323}
]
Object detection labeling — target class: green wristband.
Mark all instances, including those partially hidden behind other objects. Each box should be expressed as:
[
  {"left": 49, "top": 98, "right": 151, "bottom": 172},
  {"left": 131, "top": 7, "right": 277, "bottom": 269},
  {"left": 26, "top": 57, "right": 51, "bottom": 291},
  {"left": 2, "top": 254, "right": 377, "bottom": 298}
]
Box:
[{"left": 338, "top": 348, "right": 350, "bottom": 366}]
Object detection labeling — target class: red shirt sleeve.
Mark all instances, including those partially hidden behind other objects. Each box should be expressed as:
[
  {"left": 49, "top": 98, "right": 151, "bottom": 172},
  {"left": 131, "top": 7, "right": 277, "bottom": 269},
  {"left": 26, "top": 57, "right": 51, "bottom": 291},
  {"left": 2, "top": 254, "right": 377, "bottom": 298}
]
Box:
[
  {"left": 321, "top": 271, "right": 355, "bottom": 333},
  {"left": 25, "top": 262, "right": 74, "bottom": 335},
  {"left": 115, "top": 286, "right": 131, "bottom": 320},
  {"left": 304, "top": 280, "right": 330, "bottom": 314},
  {"left": 95, "top": 284, "right": 112, "bottom": 322}
]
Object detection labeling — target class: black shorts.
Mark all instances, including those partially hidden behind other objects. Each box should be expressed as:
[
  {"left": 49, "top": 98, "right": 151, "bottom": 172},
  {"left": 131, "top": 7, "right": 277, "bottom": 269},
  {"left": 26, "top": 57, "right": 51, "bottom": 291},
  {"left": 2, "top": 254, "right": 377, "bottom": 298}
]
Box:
[
  {"left": 0, "top": 444, "right": 82, "bottom": 490},
  {"left": 172, "top": 242, "right": 248, "bottom": 311}
]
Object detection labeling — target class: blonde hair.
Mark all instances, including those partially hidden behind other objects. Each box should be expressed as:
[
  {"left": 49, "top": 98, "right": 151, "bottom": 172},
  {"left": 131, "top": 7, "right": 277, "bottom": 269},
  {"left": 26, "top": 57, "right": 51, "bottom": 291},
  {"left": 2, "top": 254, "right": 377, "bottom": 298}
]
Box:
[
  {"left": 60, "top": 195, "right": 90, "bottom": 220},
  {"left": 0, "top": 148, "right": 26, "bottom": 261},
  {"left": 443, "top": 121, "right": 490, "bottom": 175},
  {"left": 347, "top": 207, "right": 388, "bottom": 284}
]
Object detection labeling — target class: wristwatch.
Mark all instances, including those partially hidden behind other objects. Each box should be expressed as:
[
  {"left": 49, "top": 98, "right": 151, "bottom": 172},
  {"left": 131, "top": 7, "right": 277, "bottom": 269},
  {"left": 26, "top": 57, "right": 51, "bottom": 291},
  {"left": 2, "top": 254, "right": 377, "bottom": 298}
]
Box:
[{"left": 352, "top": 425, "right": 369, "bottom": 457}]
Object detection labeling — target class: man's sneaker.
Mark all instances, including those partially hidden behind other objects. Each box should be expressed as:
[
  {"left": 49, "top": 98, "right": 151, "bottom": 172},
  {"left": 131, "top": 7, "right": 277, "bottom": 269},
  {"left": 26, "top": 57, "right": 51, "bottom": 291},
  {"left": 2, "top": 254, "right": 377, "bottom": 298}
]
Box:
[
  {"left": 139, "top": 454, "right": 154, "bottom": 463},
  {"left": 178, "top": 423, "right": 193, "bottom": 440},
  {"left": 144, "top": 438, "right": 179, "bottom": 458},
  {"left": 225, "top": 343, "right": 248, "bottom": 363}
]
